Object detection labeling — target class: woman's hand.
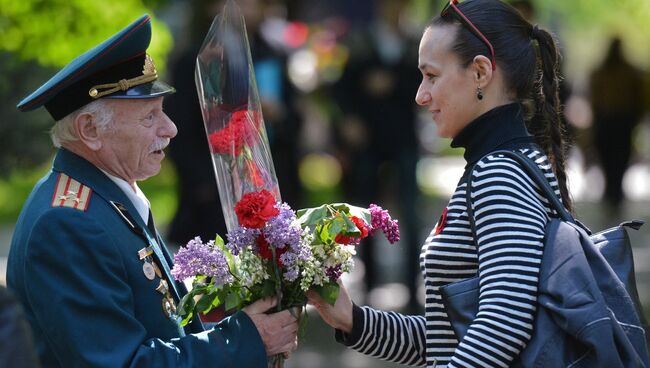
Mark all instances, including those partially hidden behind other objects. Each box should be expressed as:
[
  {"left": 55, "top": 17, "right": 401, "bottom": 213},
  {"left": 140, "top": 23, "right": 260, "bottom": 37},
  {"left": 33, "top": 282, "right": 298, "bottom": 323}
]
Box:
[{"left": 306, "top": 279, "right": 354, "bottom": 333}]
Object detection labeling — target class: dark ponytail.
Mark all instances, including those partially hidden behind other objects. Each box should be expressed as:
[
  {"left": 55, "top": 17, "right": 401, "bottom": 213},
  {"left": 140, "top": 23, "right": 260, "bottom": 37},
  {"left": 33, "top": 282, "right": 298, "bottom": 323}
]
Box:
[
  {"left": 529, "top": 26, "right": 573, "bottom": 212},
  {"left": 431, "top": 0, "right": 573, "bottom": 212}
]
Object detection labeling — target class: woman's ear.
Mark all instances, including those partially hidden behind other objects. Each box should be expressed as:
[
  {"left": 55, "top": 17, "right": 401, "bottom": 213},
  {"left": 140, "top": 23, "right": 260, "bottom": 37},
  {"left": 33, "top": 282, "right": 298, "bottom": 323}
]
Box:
[
  {"left": 472, "top": 55, "right": 494, "bottom": 88},
  {"left": 73, "top": 113, "right": 103, "bottom": 151}
]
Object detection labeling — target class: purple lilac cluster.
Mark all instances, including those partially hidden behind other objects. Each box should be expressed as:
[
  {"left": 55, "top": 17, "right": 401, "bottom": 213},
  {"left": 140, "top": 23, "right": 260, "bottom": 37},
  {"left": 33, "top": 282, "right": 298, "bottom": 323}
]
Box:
[
  {"left": 226, "top": 227, "right": 260, "bottom": 255},
  {"left": 263, "top": 203, "right": 302, "bottom": 249},
  {"left": 279, "top": 241, "right": 312, "bottom": 282},
  {"left": 171, "top": 237, "right": 233, "bottom": 284},
  {"left": 325, "top": 265, "right": 342, "bottom": 282},
  {"left": 369, "top": 204, "right": 400, "bottom": 244},
  {"left": 262, "top": 203, "right": 312, "bottom": 282}
]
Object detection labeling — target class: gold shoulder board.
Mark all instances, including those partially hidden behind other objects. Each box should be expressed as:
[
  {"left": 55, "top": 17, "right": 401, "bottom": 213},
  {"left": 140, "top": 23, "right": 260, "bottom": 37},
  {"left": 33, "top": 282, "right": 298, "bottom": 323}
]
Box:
[{"left": 51, "top": 173, "right": 92, "bottom": 211}]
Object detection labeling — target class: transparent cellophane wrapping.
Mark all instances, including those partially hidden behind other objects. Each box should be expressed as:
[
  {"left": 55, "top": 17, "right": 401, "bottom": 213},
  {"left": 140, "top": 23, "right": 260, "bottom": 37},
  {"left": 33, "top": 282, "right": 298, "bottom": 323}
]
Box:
[{"left": 195, "top": 0, "right": 280, "bottom": 232}]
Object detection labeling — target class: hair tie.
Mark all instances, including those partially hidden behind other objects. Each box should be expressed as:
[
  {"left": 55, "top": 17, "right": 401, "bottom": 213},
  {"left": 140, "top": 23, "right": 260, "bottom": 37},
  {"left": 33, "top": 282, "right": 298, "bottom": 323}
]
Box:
[{"left": 531, "top": 24, "right": 540, "bottom": 39}]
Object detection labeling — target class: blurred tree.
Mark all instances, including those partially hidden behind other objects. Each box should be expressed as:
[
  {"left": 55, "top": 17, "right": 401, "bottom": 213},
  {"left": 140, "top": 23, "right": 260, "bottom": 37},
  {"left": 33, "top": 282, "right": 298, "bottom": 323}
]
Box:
[{"left": 0, "top": 0, "right": 173, "bottom": 176}]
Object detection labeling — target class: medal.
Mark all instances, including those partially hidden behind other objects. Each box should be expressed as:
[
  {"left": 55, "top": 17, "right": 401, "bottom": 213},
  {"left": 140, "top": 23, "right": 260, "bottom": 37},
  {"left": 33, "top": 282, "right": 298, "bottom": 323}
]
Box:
[
  {"left": 155, "top": 280, "right": 169, "bottom": 295},
  {"left": 152, "top": 261, "right": 162, "bottom": 278},
  {"left": 162, "top": 296, "right": 177, "bottom": 318},
  {"left": 142, "top": 262, "right": 156, "bottom": 280}
]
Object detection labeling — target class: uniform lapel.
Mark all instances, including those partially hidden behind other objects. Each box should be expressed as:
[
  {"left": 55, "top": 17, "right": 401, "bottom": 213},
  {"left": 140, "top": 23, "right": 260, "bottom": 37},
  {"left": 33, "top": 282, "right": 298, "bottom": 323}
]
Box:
[{"left": 52, "top": 149, "right": 185, "bottom": 305}]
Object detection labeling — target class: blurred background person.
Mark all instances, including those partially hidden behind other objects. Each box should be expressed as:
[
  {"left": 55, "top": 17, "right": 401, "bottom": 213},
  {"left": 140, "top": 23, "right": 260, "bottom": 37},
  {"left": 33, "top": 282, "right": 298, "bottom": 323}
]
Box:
[
  {"left": 589, "top": 37, "right": 645, "bottom": 208},
  {"left": 0, "top": 286, "right": 40, "bottom": 368},
  {"left": 331, "top": 0, "right": 422, "bottom": 312},
  {"left": 165, "top": 0, "right": 228, "bottom": 246}
]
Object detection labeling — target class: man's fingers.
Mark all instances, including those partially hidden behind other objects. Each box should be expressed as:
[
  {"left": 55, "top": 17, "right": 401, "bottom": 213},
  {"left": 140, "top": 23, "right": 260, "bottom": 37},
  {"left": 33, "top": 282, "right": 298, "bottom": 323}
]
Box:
[
  {"left": 243, "top": 297, "right": 277, "bottom": 315},
  {"left": 268, "top": 309, "right": 298, "bottom": 327}
]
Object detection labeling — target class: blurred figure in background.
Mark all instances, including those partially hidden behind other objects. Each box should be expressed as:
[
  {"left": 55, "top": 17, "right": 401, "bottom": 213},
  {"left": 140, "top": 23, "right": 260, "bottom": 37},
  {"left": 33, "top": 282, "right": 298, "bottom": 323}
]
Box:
[
  {"left": 0, "top": 286, "right": 40, "bottom": 368},
  {"left": 165, "top": 0, "right": 228, "bottom": 245},
  {"left": 332, "top": 0, "right": 421, "bottom": 311},
  {"left": 589, "top": 37, "right": 645, "bottom": 208},
  {"left": 166, "top": 0, "right": 302, "bottom": 247}
]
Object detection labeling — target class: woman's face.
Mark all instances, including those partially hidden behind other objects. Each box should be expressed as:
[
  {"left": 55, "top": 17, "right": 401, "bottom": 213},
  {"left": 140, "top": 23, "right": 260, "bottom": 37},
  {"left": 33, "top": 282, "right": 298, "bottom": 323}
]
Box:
[{"left": 415, "top": 25, "right": 482, "bottom": 139}]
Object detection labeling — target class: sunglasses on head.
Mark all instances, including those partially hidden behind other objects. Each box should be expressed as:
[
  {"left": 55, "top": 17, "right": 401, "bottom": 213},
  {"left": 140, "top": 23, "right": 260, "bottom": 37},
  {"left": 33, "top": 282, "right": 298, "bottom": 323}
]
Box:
[{"left": 441, "top": 0, "right": 497, "bottom": 70}]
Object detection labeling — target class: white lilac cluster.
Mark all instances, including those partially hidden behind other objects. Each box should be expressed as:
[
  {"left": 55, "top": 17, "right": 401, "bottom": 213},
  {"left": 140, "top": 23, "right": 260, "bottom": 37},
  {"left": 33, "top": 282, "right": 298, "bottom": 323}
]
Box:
[{"left": 236, "top": 249, "right": 270, "bottom": 288}]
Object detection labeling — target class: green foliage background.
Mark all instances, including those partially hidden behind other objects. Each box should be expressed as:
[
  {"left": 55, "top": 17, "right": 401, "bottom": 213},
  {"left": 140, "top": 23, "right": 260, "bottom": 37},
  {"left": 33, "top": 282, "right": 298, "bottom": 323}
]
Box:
[
  {"left": 0, "top": 0, "right": 176, "bottom": 224},
  {"left": 0, "top": 0, "right": 172, "bottom": 69}
]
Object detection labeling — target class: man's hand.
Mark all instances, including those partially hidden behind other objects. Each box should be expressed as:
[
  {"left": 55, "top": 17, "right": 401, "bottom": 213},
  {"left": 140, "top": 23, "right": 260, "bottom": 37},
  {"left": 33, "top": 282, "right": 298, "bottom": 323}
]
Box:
[{"left": 243, "top": 298, "right": 299, "bottom": 356}]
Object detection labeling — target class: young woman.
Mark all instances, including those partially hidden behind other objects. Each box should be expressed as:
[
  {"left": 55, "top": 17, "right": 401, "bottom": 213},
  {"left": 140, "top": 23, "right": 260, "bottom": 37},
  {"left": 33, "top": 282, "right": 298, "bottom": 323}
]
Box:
[{"left": 307, "top": 0, "right": 571, "bottom": 366}]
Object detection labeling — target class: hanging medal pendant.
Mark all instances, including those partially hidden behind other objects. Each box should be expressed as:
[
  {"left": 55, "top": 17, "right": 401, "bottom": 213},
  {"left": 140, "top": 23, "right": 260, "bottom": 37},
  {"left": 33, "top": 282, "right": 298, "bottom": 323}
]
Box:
[
  {"left": 143, "top": 261, "right": 156, "bottom": 280},
  {"left": 152, "top": 261, "right": 162, "bottom": 278},
  {"left": 162, "top": 296, "right": 177, "bottom": 318},
  {"left": 155, "top": 279, "right": 169, "bottom": 295}
]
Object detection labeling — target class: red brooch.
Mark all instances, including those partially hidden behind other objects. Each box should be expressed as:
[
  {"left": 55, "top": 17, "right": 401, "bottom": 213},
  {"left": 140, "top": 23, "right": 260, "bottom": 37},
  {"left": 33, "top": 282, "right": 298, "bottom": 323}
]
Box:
[{"left": 434, "top": 208, "right": 448, "bottom": 236}]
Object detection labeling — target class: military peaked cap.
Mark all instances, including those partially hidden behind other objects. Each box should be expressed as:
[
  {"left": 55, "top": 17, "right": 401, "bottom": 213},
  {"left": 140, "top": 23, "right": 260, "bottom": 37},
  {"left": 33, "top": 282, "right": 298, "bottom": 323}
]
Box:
[{"left": 17, "top": 14, "right": 174, "bottom": 121}]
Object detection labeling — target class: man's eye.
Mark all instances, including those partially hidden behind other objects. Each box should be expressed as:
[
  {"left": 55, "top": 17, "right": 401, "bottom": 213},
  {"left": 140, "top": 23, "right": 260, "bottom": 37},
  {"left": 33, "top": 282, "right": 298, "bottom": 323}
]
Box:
[{"left": 426, "top": 74, "right": 437, "bottom": 81}]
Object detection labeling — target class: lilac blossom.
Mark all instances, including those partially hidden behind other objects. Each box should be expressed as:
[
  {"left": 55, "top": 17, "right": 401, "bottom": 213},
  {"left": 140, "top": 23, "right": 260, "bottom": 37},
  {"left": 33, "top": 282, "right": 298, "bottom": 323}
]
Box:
[
  {"left": 369, "top": 204, "right": 400, "bottom": 244},
  {"left": 263, "top": 202, "right": 302, "bottom": 249},
  {"left": 325, "top": 265, "right": 343, "bottom": 282},
  {"left": 226, "top": 227, "right": 260, "bottom": 255},
  {"left": 171, "top": 237, "right": 233, "bottom": 284}
]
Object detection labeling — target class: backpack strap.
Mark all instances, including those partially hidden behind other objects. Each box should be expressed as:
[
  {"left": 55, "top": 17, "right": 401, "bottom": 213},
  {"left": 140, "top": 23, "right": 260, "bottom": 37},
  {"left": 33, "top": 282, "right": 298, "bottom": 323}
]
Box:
[{"left": 465, "top": 149, "right": 578, "bottom": 238}]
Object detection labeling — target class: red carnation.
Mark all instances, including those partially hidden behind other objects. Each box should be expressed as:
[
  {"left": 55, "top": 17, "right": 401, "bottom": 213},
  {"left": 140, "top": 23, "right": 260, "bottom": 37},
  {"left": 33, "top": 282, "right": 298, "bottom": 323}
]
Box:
[
  {"left": 335, "top": 216, "right": 369, "bottom": 245},
  {"left": 208, "top": 110, "right": 260, "bottom": 155},
  {"left": 256, "top": 236, "right": 285, "bottom": 267},
  {"left": 234, "top": 190, "right": 279, "bottom": 229}
]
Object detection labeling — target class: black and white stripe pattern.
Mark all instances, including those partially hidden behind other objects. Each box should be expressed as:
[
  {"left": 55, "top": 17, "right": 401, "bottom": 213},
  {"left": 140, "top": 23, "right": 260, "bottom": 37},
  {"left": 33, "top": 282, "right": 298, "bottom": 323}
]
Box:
[{"left": 349, "top": 149, "right": 562, "bottom": 367}]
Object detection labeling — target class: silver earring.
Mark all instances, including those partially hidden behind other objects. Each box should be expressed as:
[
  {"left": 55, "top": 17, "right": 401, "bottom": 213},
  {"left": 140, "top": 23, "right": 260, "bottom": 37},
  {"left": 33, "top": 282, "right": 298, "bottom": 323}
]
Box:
[{"left": 477, "top": 87, "right": 484, "bottom": 100}]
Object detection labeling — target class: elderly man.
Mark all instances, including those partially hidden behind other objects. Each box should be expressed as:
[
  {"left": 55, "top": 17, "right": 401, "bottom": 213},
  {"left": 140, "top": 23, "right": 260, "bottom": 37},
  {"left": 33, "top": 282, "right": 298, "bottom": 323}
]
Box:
[{"left": 7, "top": 14, "right": 297, "bottom": 367}]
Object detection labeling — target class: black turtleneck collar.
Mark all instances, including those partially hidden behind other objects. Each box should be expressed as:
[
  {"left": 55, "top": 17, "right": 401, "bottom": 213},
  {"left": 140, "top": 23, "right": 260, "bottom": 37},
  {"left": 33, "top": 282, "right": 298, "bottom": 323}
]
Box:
[{"left": 450, "top": 102, "right": 534, "bottom": 166}]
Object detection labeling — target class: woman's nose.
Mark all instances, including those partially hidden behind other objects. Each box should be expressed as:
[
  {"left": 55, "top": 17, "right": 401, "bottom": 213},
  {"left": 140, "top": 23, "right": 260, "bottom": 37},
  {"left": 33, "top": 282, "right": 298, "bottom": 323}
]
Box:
[{"left": 415, "top": 83, "right": 430, "bottom": 106}]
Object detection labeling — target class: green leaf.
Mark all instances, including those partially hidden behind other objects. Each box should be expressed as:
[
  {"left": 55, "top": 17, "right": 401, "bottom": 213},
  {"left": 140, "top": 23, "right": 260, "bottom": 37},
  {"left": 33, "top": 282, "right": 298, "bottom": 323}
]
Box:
[
  {"left": 196, "top": 292, "right": 218, "bottom": 312},
  {"left": 328, "top": 216, "right": 346, "bottom": 238},
  {"left": 180, "top": 311, "right": 194, "bottom": 327},
  {"left": 316, "top": 223, "right": 332, "bottom": 244},
  {"left": 224, "top": 291, "right": 241, "bottom": 311},
  {"left": 341, "top": 214, "right": 360, "bottom": 236},
  {"left": 177, "top": 293, "right": 196, "bottom": 317},
  {"left": 296, "top": 205, "right": 329, "bottom": 227},
  {"left": 214, "top": 234, "right": 225, "bottom": 247},
  {"left": 314, "top": 283, "right": 340, "bottom": 306}
]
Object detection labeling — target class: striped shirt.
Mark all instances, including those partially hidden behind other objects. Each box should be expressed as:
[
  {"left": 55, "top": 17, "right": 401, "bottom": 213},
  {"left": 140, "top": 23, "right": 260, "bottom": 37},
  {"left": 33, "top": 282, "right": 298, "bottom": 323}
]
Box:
[{"left": 337, "top": 104, "right": 564, "bottom": 367}]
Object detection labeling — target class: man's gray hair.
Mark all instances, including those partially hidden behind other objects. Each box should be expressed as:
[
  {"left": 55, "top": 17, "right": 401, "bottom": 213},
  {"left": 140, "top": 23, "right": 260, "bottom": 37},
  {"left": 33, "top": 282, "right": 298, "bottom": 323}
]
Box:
[{"left": 50, "top": 99, "right": 115, "bottom": 148}]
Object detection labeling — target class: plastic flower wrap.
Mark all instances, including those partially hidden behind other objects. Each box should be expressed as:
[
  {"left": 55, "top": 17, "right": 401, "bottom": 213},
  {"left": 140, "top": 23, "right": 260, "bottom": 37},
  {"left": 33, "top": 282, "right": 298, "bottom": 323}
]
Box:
[{"left": 195, "top": 0, "right": 279, "bottom": 232}]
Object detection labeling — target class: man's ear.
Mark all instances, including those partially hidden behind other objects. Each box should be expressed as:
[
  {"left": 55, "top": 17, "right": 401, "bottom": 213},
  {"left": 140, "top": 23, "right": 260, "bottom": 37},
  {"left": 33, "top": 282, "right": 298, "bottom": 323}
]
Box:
[
  {"left": 73, "top": 113, "right": 102, "bottom": 151},
  {"left": 472, "top": 55, "right": 494, "bottom": 88}
]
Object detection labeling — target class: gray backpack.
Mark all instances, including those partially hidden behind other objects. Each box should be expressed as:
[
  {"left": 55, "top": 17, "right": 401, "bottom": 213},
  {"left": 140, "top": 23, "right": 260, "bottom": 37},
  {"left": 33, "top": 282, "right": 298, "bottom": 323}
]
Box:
[{"left": 441, "top": 149, "right": 649, "bottom": 367}]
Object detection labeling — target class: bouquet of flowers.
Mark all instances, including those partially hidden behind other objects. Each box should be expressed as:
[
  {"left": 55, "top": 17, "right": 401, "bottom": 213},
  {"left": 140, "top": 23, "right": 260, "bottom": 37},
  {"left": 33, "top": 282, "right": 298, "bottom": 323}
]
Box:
[
  {"left": 187, "top": 1, "right": 400, "bottom": 365},
  {"left": 172, "top": 192, "right": 399, "bottom": 324}
]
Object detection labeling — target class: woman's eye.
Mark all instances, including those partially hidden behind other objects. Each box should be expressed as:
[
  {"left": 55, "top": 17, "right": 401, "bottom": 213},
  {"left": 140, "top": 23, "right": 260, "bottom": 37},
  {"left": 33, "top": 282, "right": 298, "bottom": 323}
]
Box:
[{"left": 426, "top": 74, "right": 437, "bottom": 82}]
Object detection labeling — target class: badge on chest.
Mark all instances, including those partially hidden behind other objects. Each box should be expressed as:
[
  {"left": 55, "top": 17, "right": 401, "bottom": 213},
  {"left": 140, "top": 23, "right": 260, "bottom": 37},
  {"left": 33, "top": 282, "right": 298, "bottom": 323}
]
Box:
[{"left": 138, "top": 245, "right": 177, "bottom": 318}]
